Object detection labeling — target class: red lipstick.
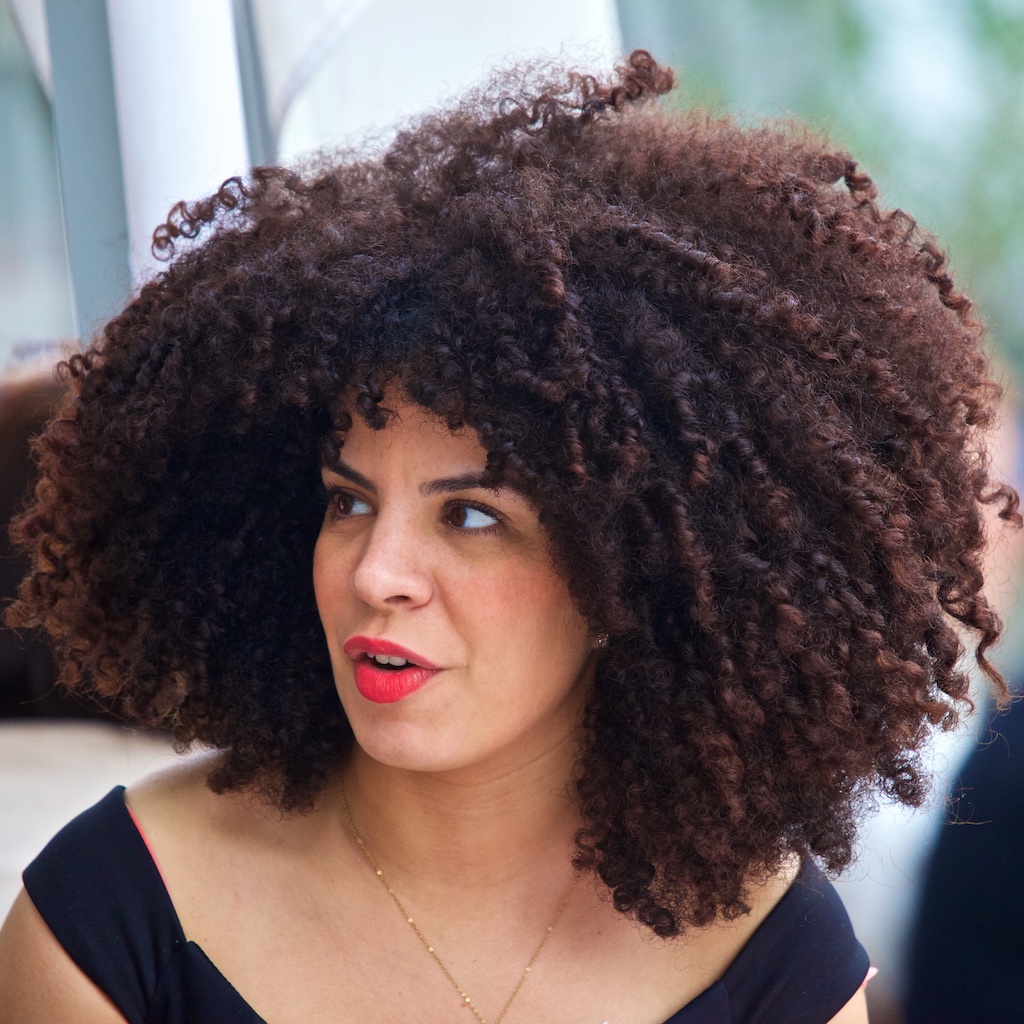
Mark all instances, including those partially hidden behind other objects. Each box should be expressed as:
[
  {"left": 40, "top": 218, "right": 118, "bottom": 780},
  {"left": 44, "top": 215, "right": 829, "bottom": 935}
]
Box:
[{"left": 342, "top": 636, "right": 440, "bottom": 704}]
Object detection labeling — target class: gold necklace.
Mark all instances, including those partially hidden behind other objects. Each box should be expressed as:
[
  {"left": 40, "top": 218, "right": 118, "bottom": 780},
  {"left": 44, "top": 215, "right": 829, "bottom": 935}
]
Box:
[{"left": 340, "top": 784, "right": 575, "bottom": 1024}]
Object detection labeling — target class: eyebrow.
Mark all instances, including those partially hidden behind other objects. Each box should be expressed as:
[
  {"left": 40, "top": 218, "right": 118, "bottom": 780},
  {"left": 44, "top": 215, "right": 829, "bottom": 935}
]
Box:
[{"left": 324, "top": 457, "right": 500, "bottom": 497}]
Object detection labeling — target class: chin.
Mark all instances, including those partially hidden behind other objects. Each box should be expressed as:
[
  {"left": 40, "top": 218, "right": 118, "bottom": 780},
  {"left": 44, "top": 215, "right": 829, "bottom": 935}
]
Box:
[
  {"left": 352, "top": 733, "right": 472, "bottom": 775},
  {"left": 341, "top": 706, "right": 460, "bottom": 772}
]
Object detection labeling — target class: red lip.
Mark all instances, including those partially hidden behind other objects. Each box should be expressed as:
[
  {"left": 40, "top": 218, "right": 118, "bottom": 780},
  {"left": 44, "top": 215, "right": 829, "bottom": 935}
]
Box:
[
  {"left": 342, "top": 637, "right": 438, "bottom": 668},
  {"left": 342, "top": 636, "right": 440, "bottom": 704}
]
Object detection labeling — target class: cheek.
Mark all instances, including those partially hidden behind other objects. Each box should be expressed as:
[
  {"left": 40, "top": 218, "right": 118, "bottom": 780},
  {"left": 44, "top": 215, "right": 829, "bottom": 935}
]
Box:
[
  {"left": 471, "top": 562, "right": 588, "bottom": 656},
  {"left": 312, "top": 533, "right": 349, "bottom": 623}
]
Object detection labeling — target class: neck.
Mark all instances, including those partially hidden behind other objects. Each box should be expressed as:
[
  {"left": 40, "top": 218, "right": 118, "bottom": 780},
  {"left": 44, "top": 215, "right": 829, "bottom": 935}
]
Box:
[{"left": 336, "top": 740, "right": 580, "bottom": 905}]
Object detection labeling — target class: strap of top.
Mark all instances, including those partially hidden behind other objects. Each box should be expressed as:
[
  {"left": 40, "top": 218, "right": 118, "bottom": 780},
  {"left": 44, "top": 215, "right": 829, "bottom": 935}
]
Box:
[
  {"left": 720, "top": 860, "right": 870, "bottom": 1023},
  {"left": 23, "top": 786, "right": 186, "bottom": 1024}
]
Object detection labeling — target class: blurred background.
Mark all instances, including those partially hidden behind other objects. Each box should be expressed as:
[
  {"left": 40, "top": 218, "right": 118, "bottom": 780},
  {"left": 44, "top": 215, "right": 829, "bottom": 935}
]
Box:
[{"left": 2, "top": 2, "right": 1023, "bottom": 1021}]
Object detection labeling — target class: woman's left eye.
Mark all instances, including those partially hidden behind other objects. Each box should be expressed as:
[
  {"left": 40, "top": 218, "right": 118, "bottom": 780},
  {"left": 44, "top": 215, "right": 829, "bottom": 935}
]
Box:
[{"left": 444, "top": 503, "right": 501, "bottom": 531}]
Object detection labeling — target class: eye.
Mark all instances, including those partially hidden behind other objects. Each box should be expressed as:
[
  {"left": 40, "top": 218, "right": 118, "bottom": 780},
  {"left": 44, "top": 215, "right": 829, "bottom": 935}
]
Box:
[
  {"left": 323, "top": 487, "right": 373, "bottom": 520},
  {"left": 443, "top": 502, "right": 501, "bottom": 532}
]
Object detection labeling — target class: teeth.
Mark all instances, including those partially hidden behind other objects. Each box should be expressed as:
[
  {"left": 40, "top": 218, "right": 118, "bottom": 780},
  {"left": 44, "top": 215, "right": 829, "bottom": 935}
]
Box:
[{"left": 370, "top": 654, "right": 410, "bottom": 667}]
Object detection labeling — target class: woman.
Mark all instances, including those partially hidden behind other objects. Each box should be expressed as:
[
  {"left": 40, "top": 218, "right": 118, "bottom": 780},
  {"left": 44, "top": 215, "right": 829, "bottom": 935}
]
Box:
[{"left": 0, "top": 51, "right": 1014, "bottom": 1024}]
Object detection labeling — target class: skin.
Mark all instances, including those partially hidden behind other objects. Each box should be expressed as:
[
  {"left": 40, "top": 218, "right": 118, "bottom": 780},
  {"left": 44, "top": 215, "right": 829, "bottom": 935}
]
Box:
[
  {"left": 312, "top": 398, "right": 599, "bottom": 782},
  {"left": 0, "top": 397, "right": 869, "bottom": 1023}
]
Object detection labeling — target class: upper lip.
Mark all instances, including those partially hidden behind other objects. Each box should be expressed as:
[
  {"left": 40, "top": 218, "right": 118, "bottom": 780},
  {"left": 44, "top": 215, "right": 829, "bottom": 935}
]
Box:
[{"left": 342, "top": 636, "right": 439, "bottom": 669}]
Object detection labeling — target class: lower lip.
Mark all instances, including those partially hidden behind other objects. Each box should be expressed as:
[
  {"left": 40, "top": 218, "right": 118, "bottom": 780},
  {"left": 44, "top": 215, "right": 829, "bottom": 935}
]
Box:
[{"left": 354, "top": 660, "right": 438, "bottom": 703}]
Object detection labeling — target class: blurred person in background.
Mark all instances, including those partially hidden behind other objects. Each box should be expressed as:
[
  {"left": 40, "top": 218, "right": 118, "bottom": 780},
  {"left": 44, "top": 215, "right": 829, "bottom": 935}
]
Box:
[
  {"left": 0, "top": 377, "right": 112, "bottom": 720},
  {"left": 0, "top": 51, "right": 1017, "bottom": 1024},
  {"left": 903, "top": 407, "right": 1024, "bottom": 1024},
  {"left": 904, "top": 694, "right": 1024, "bottom": 1024}
]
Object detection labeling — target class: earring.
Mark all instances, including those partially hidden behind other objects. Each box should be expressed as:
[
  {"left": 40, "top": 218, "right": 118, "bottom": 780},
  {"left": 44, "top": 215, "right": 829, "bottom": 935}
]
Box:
[{"left": 594, "top": 632, "right": 609, "bottom": 649}]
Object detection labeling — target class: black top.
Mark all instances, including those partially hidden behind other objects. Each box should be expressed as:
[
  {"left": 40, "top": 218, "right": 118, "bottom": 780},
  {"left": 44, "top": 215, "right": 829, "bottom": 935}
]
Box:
[{"left": 24, "top": 787, "right": 869, "bottom": 1023}]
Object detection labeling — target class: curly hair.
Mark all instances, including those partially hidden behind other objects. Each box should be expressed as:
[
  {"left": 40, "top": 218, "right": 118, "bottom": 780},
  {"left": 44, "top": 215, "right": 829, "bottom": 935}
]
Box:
[{"left": 8, "top": 51, "right": 1018, "bottom": 936}]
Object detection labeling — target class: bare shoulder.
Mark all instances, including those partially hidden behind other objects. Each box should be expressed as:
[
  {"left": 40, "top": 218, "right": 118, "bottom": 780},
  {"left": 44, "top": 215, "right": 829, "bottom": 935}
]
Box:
[
  {"left": 125, "top": 751, "right": 257, "bottom": 888},
  {"left": 124, "top": 748, "right": 300, "bottom": 853},
  {"left": 126, "top": 746, "right": 225, "bottom": 819},
  {"left": 0, "top": 888, "right": 127, "bottom": 1024},
  {"left": 124, "top": 750, "right": 329, "bottom": 941},
  {"left": 125, "top": 745, "right": 224, "bottom": 798}
]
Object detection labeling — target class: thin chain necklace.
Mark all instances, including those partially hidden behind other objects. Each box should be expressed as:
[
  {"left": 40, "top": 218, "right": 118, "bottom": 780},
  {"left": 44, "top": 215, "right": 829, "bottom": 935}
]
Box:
[{"left": 340, "top": 783, "right": 575, "bottom": 1024}]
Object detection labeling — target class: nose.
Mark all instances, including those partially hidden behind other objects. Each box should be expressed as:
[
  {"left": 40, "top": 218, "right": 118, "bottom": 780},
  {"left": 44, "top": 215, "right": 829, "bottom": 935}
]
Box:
[{"left": 350, "top": 510, "right": 433, "bottom": 609}]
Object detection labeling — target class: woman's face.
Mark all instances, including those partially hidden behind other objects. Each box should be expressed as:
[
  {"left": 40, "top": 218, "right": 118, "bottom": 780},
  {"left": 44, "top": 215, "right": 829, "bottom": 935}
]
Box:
[{"left": 313, "top": 396, "right": 597, "bottom": 777}]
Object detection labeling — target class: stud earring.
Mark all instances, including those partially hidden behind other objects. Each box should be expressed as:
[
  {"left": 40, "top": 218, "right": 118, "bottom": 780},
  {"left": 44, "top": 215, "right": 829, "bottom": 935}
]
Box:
[{"left": 594, "top": 632, "right": 609, "bottom": 649}]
